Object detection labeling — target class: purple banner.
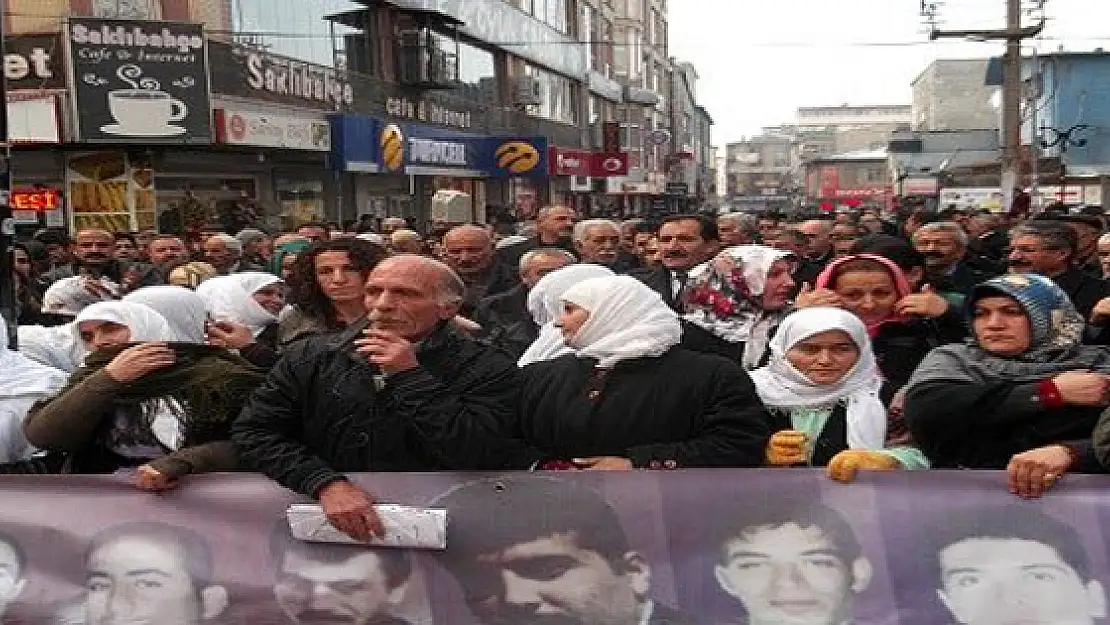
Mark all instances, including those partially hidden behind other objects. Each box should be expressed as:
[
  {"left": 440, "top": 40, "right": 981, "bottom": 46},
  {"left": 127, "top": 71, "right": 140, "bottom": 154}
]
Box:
[{"left": 0, "top": 470, "right": 1107, "bottom": 624}]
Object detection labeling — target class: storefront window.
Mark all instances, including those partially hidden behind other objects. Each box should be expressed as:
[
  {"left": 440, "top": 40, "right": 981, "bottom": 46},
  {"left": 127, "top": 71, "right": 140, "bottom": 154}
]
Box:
[
  {"left": 230, "top": 0, "right": 362, "bottom": 67},
  {"left": 276, "top": 178, "right": 325, "bottom": 228},
  {"left": 433, "top": 178, "right": 488, "bottom": 223},
  {"left": 524, "top": 64, "right": 579, "bottom": 125}
]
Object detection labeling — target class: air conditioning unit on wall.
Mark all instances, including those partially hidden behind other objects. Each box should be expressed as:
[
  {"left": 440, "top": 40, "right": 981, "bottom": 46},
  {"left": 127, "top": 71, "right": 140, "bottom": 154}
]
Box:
[{"left": 514, "top": 77, "right": 542, "bottom": 106}]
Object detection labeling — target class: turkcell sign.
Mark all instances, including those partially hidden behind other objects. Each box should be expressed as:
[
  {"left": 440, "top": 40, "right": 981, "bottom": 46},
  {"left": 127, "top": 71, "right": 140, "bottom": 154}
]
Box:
[{"left": 408, "top": 138, "right": 469, "bottom": 167}]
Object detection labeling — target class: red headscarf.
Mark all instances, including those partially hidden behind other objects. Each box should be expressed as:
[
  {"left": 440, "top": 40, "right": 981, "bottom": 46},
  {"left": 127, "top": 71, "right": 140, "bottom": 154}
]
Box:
[{"left": 815, "top": 253, "right": 913, "bottom": 337}]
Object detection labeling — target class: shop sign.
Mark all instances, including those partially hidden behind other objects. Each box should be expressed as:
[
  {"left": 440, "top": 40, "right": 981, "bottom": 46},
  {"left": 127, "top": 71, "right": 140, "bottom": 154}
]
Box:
[
  {"left": 4, "top": 34, "right": 65, "bottom": 90},
  {"left": 207, "top": 41, "right": 354, "bottom": 111},
  {"left": 902, "top": 177, "right": 939, "bottom": 196},
  {"left": 409, "top": 138, "right": 471, "bottom": 167},
  {"left": 10, "top": 187, "right": 62, "bottom": 211},
  {"left": 549, "top": 147, "right": 592, "bottom": 176},
  {"left": 66, "top": 19, "right": 213, "bottom": 144},
  {"left": 385, "top": 96, "right": 472, "bottom": 130},
  {"left": 833, "top": 187, "right": 889, "bottom": 199},
  {"left": 215, "top": 109, "right": 330, "bottom": 151}
]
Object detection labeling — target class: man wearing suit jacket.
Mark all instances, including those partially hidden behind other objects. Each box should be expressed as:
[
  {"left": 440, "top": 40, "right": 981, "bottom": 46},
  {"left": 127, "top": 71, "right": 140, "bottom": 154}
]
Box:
[{"left": 628, "top": 214, "right": 720, "bottom": 311}]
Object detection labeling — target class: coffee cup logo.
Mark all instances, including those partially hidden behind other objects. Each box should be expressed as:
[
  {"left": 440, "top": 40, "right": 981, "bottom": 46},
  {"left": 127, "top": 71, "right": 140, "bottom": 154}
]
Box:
[
  {"left": 100, "top": 65, "right": 187, "bottom": 137},
  {"left": 381, "top": 124, "right": 405, "bottom": 172},
  {"left": 496, "top": 141, "right": 540, "bottom": 174}
]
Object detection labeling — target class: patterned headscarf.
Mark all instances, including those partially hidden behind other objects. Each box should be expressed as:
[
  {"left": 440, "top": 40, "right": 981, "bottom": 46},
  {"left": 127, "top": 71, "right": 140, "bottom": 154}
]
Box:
[
  {"left": 682, "top": 245, "right": 795, "bottom": 369},
  {"left": 906, "top": 273, "right": 1110, "bottom": 389}
]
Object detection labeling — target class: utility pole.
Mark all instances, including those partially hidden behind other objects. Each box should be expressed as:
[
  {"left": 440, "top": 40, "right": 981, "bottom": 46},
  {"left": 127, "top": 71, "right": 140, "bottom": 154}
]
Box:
[
  {"left": 0, "top": 0, "right": 16, "bottom": 349},
  {"left": 926, "top": 0, "right": 1044, "bottom": 214}
]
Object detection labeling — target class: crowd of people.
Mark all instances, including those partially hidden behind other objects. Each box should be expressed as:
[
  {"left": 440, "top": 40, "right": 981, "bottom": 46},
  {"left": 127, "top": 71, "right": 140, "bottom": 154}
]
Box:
[{"left": 4, "top": 203, "right": 1110, "bottom": 540}]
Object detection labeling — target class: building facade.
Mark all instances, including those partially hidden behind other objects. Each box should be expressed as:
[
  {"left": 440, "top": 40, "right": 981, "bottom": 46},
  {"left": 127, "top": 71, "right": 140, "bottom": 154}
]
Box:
[
  {"left": 724, "top": 133, "right": 797, "bottom": 212},
  {"left": 912, "top": 59, "right": 999, "bottom": 132},
  {"left": 6, "top": 0, "right": 709, "bottom": 233}
]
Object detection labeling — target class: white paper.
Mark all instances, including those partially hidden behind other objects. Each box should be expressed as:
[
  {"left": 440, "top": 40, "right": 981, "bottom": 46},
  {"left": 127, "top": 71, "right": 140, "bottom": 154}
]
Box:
[{"left": 286, "top": 503, "right": 448, "bottom": 550}]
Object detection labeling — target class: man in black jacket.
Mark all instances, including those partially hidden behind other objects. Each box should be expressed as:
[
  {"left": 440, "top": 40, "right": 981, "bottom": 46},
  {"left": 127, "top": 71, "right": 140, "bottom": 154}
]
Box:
[
  {"left": 473, "top": 247, "right": 574, "bottom": 357},
  {"left": 1008, "top": 220, "right": 1110, "bottom": 320},
  {"left": 912, "top": 221, "right": 995, "bottom": 295},
  {"left": 434, "top": 476, "right": 696, "bottom": 625},
  {"left": 629, "top": 214, "right": 720, "bottom": 311},
  {"left": 497, "top": 205, "right": 578, "bottom": 269},
  {"left": 38, "top": 228, "right": 163, "bottom": 292},
  {"left": 441, "top": 225, "right": 519, "bottom": 317},
  {"left": 232, "top": 254, "right": 529, "bottom": 542}
]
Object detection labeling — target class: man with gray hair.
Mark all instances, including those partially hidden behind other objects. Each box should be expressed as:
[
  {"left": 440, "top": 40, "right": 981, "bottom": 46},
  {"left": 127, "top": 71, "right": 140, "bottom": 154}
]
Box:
[
  {"left": 474, "top": 247, "right": 575, "bottom": 357},
  {"left": 202, "top": 233, "right": 252, "bottom": 275},
  {"left": 717, "top": 213, "right": 759, "bottom": 247},
  {"left": 233, "top": 253, "right": 529, "bottom": 542},
  {"left": 912, "top": 221, "right": 993, "bottom": 295},
  {"left": 497, "top": 205, "right": 578, "bottom": 269},
  {"left": 573, "top": 219, "right": 623, "bottom": 268}
]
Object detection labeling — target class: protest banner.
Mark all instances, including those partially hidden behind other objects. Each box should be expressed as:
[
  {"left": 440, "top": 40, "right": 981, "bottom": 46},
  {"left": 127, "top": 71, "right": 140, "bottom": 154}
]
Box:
[{"left": 0, "top": 470, "right": 1105, "bottom": 624}]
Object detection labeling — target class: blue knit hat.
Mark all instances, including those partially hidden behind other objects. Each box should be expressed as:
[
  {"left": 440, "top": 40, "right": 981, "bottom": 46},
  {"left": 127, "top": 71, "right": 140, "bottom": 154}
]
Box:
[{"left": 968, "top": 273, "right": 1084, "bottom": 353}]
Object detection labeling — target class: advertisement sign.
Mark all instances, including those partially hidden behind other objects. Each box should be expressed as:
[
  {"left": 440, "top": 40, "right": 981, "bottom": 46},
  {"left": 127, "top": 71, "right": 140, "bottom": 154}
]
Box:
[
  {"left": 3, "top": 471, "right": 1110, "bottom": 624},
  {"left": 4, "top": 34, "right": 66, "bottom": 90},
  {"left": 215, "top": 108, "right": 330, "bottom": 151},
  {"left": 66, "top": 19, "right": 212, "bottom": 143},
  {"left": 902, "top": 176, "right": 939, "bottom": 196},
  {"left": 207, "top": 41, "right": 354, "bottom": 111},
  {"left": 549, "top": 146, "right": 592, "bottom": 176},
  {"left": 9, "top": 188, "right": 61, "bottom": 211}
]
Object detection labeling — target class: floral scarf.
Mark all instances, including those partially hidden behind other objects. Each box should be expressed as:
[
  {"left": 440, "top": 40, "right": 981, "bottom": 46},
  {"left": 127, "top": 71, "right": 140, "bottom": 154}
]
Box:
[{"left": 682, "top": 245, "right": 794, "bottom": 369}]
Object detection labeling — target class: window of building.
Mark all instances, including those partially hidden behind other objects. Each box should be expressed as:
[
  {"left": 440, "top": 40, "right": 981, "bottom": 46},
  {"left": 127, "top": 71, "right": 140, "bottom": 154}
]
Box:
[
  {"left": 523, "top": 0, "right": 568, "bottom": 34},
  {"left": 432, "top": 33, "right": 497, "bottom": 102},
  {"left": 524, "top": 64, "right": 579, "bottom": 125},
  {"left": 92, "top": 0, "right": 159, "bottom": 19},
  {"left": 231, "top": 0, "right": 363, "bottom": 67}
]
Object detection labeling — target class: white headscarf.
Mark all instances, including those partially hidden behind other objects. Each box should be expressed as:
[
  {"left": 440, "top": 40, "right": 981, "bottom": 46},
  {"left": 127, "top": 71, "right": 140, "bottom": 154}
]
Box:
[
  {"left": 517, "top": 264, "right": 615, "bottom": 367},
  {"left": 682, "top": 245, "right": 795, "bottom": 369},
  {"left": 560, "top": 275, "right": 683, "bottom": 368},
  {"left": 18, "top": 323, "right": 84, "bottom": 373},
  {"left": 74, "top": 301, "right": 174, "bottom": 346},
  {"left": 72, "top": 302, "right": 183, "bottom": 451},
  {"left": 42, "top": 276, "right": 119, "bottom": 316},
  {"left": 196, "top": 272, "right": 281, "bottom": 337},
  {"left": 124, "top": 286, "right": 207, "bottom": 344},
  {"left": 749, "top": 307, "right": 888, "bottom": 451},
  {"left": 0, "top": 322, "right": 67, "bottom": 463}
]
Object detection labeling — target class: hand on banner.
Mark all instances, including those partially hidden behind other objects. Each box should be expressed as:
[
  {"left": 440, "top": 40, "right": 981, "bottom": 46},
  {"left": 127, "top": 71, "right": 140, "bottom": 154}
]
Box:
[
  {"left": 1007, "top": 445, "right": 1073, "bottom": 499},
  {"left": 355, "top": 330, "right": 420, "bottom": 374},
  {"left": 794, "top": 284, "right": 842, "bottom": 309},
  {"left": 318, "top": 480, "right": 386, "bottom": 542},
  {"left": 766, "top": 430, "right": 809, "bottom": 466},
  {"left": 206, "top": 320, "right": 254, "bottom": 350},
  {"left": 1051, "top": 371, "right": 1110, "bottom": 406},
  {"left": 827, "top": 450, "right": 901, "bottom": 483},
  {"left": 573, "top": 457, "right": 634, "bottom": 471},
  {"left": 135, "top": 465, "right": 178, "bottom": 492},
  {"left": 895, "top": 285, "right": 949, "bottom": 319},
  {"left": 105, "top": 343, "right": 177, "bottom": 383}
]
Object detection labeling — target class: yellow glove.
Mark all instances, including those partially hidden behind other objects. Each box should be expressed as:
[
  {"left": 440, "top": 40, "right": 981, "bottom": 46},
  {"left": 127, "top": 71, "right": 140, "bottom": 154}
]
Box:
[
  {"left": 827, "top": 450, "right": 901, "bottom": 483},
  {"left": 766, "top": 430, "right": 809, "bottom": 466}
]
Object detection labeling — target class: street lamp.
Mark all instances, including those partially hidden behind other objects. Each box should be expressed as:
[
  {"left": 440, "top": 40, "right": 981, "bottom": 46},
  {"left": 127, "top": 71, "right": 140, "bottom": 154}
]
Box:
[{"left": 1040, "top": 123, "right": 1089, "bottom": 206}]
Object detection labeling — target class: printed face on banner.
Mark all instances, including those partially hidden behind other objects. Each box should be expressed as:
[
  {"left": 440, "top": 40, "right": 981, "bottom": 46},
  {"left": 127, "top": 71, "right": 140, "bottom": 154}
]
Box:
[
  {"left": 937, "top": 538, "right": 1107, "bottom": 625},
  {"left": 273, "top": 549, "right": 404, "bottom": 625},
  {"left": 84, "top": 530, "right": 229, "bottom": 625},
  {"left": 714, "top": 523, "right": 870, "bottom": 625},
  {"left": 462, "top": 533, "right": 648, "bottom": 625},
  {"left": 0, "top": 538, "right": 25, "bottom": 617}
]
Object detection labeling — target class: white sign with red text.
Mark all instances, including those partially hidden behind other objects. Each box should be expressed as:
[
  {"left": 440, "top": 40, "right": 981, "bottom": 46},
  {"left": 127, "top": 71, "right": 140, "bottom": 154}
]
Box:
[{"left": 216, "top": 108, "right": 330, "bottom": 151}]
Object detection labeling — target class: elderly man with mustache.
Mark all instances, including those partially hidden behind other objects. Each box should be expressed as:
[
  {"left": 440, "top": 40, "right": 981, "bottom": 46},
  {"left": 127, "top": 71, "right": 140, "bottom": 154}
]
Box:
[{"left": 38, "top": 228, "right": 163, "bottom": 294}]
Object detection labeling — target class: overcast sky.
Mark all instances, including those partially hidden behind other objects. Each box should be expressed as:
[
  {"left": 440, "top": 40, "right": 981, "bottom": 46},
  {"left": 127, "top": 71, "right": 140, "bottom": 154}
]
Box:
[{"left": 669, "top": 0, "right": 1110, "bottom": 144}]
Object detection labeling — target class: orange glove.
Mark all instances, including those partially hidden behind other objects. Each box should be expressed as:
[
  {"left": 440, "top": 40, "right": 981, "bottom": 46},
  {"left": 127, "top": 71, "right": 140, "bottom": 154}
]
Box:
[
  {"left": 766, "top": 430, "right": 808, "bottom": 466},
  {"left": 827, "top": 450, "right": 901, "bottom": 483}
]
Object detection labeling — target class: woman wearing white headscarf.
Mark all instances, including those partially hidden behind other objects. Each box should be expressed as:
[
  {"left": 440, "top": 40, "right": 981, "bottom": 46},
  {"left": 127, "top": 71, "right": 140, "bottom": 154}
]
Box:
[
  {"left": 17, "top": 323, "right": 84, "bottom": 373},
  {"left": 24, "top": 301, "right": 263, "bottom": 490},
  {"left": 196, "top": 272, "right": 285, "bottom": 368},
  {"left": 123, "top": 285, "right": 207, "bottom": 344},
  {"left": 0, "top": 321, "right": 67, "bottom": 465},
  {"left": 680, "top": 245, "right": 798, "bottom": 370},
  {"left": 751, "top": 307, "right": 928, "bottom": 482},
  {"left": 517, "top": 264, "right": 615, "bottom": 367},
  {"left": 517, "top": 275, "right": 771, "bottom": 470},
  {"left": 41, "top": 275, "right": 119, "bottom": 318}
]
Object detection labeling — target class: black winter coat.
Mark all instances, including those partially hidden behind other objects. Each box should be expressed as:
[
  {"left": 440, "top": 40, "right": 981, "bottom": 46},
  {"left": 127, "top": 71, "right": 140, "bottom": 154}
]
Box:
[
  {"left": 231, "top": 322, "right": 531, "bottom": 497},
  {"left": 519, "top": 347, "right": 772, "bottom": 468},
  {"left": 904, "top": 379, "right": 1100, "bottom": 470},
  {"left": 873, "top": 317, "right": 966, "bottom": 393},
  {"left": 473, "top": 284, "right": 537, "bottom": 358}
]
